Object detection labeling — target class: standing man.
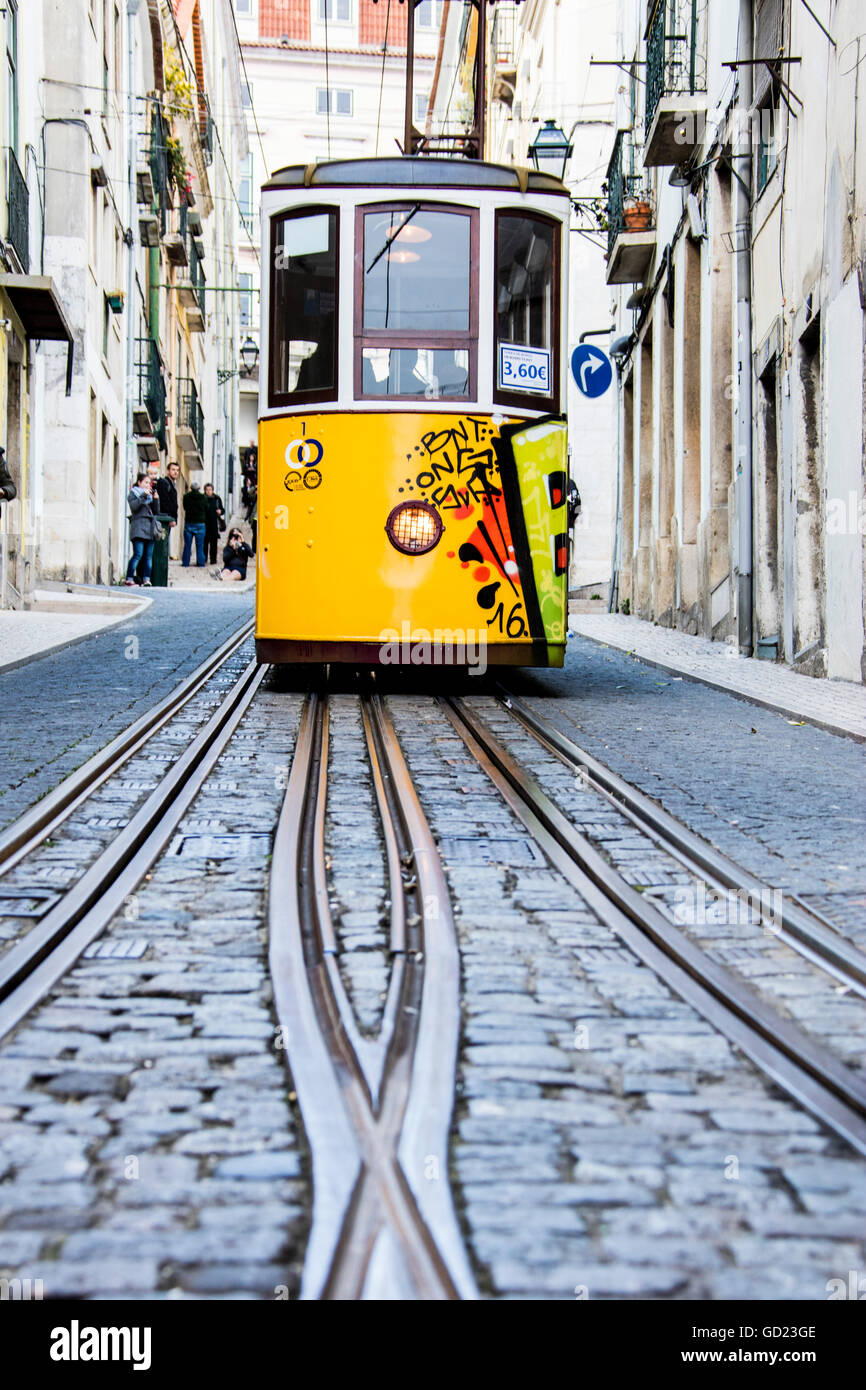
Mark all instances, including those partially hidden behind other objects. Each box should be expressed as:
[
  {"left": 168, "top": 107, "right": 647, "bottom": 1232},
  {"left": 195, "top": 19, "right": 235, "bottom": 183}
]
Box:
[
  {"left": 203, "top": 482, "right": 225, "bottom": 566},
  {"left": 155, "top": 461, "right": 180, "bottom": 539},
  {"left": 182, "top": 479, "right": 208, "bottom": 567},
  {"left": 0, "top": 447, "right": 16, "bottom": 510}
]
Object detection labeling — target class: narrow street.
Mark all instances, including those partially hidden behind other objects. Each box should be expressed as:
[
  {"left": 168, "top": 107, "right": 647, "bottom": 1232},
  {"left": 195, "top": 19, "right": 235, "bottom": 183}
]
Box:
[
  {"left": 1, "top": 0, "right": 866, "bottom": 1358},
  {"left": 1, "top": 602, "right": 864, "bottom": 1309}
]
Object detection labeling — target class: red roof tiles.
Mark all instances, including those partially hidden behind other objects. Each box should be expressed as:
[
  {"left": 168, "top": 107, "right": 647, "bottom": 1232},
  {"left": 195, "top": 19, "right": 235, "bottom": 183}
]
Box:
[{"left": 259, "top": 0, "right": 310, "bottom": 41}]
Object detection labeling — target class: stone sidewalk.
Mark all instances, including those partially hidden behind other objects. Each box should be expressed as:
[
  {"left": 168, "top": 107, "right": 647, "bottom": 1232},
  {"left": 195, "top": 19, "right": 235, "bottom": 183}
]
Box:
[
  {"left": 568, "top": 613, "right": 866, "bottom": 743},
  {"left": 0, "top": 588, "right": 150, "bottom": 674}
]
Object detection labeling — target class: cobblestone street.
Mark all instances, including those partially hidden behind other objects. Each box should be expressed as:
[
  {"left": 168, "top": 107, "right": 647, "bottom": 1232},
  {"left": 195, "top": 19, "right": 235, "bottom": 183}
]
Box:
[
  {"left": 0, "top": 591, "right": 254, "bottom": 832},
  {"left": 1, "top": 613, "right": 864, "bottom": 1306}
]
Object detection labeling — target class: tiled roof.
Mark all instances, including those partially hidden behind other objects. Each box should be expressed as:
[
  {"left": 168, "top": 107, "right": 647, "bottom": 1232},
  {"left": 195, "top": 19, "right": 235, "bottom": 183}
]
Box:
[
  {"left": 359, "top": 0, "right": 408, "bottom": 46},
  {"left": 259, "top": 0, "right": 310, "bottom": 41},
  {"left": 242, "top": 39, "right": 409, "bottom": 56}
]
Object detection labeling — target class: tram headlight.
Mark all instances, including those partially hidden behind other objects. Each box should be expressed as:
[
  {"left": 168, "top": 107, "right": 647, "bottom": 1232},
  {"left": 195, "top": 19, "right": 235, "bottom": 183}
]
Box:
[{"left": 385, "top": 501, "right": 443, "bottom": 555}]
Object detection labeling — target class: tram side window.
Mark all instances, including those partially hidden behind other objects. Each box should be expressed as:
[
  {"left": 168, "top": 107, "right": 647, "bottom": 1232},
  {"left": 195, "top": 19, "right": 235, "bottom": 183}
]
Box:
[
  {"left": 495, "top": 213, "right": 558, "bottom": 407},
  {"left": 270, "top": 209, "right": 338, "bottom": 404},
  {"left": 357, "top": 204, "right": 476, "bottom": 400}
]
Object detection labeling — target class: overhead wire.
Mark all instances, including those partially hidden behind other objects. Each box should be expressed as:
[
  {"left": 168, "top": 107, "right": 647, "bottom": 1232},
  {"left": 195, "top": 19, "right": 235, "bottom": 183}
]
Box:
[
  {"left": 324, "top": 0, "right": 332, "bottom": 157},
  {"left": 375, "top": 0, "right": 392, "bottom": 157}
]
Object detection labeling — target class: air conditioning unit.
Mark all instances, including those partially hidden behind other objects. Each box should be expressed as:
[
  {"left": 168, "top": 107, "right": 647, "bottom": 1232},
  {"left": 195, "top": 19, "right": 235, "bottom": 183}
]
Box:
[
  {"left": 139, "top": 213, "right": 159, "bottom": 247},
  {"left": 136, "top": 163, "right": 155, "bottom": 205}
]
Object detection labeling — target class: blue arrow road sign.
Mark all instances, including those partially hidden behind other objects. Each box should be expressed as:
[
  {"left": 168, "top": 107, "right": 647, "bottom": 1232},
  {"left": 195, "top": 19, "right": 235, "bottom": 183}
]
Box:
[{"left": 571, "top": 344, "right": 613, "bottom": 399}]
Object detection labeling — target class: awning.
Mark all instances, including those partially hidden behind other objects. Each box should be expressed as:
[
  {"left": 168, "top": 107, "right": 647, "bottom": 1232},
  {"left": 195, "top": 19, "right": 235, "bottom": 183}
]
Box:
[{"left": 0, "top": 274, "right": 75, "bottom": 394}]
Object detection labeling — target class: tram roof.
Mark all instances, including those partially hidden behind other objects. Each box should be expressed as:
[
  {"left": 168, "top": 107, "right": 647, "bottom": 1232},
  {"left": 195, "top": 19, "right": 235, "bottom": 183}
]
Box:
[{"left": 263, "top": 157, "right": 570, "bottom": 197}]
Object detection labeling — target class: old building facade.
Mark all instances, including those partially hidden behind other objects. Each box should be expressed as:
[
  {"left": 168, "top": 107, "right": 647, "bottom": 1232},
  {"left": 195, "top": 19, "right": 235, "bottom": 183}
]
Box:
[
  {"left": 606, "top": 0, "right": 866, "bottom": 683},
  {"left": 0, "top": 0, "right": 246, "bottom": 600}
]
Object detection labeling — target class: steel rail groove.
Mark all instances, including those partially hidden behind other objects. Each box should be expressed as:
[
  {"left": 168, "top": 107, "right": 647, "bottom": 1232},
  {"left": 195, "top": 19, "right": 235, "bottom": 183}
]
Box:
[
  {"left": 442, "top": 696, "right": 866, "bottom": 1160},
  {"left": 0, "top": 618, "right": 255, "bottom": 879},
  {"left": 496, "top": 686, "right": 866, "bottom": 992},
  {"left": 268, "top": 690, "right": 476, "bottom": 1301},
  {"left": 0, "top": 658, "right": 267, "bottom": 1042}
]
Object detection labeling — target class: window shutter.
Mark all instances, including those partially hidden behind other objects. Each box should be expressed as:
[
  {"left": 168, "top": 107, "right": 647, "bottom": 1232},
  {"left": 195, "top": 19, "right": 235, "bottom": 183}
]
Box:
[{"left": 752, "top": 0, "right": 783, "bottom": 107}]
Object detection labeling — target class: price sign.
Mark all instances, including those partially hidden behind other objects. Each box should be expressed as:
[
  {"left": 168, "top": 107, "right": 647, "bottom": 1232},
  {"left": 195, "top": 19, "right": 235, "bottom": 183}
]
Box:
[{"left": 498, "top": 342, "right": 551, "bottom": 394}]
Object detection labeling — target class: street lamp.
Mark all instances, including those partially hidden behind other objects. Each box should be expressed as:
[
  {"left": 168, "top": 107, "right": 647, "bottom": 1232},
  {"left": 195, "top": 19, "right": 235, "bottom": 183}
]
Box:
[
  {"left": 218, "top": 335, "right": 259, "bottom": 383},
  {"left": 527, "top": 119, "right": 573, "bottom": 181}
]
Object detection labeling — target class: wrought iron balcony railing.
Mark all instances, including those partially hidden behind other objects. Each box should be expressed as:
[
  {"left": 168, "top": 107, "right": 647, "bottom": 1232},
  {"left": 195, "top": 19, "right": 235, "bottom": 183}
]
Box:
[
  {"left": 149, "top": 108, "right": 169, "bottom": 233},
  {"left": 198, "top": 94, "right": 214, "bottom": 167},
  {"left": 187, "top": 233, "right": 205, "bottom": 307},
  {"left": 606, "top": 130, "right": 644, "bottom": 257},
  {"left": 645, "top": 0, "right": 706, "bottom": 135},
  {"left": 8, "top": 149, "right": 29, "bottom": 272},
  {"left": 179, "top": 378, "right": 204, "bottom": 456},
  {"left": 136, "top": 337, "right": 167, "bottom": 449},
  {"left": 492, "top": 7, "right": 516, "bottom": 68}
]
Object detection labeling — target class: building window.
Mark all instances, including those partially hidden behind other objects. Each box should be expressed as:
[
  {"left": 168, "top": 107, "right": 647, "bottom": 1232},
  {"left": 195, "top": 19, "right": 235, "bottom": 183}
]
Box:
[
  {"left": 241, "top": 79, "right": 252, "bottom": 108},
  {"left": 316, "top": 88, "right": 353, "bottom": 116},
  {"left": 239, "top": 153, "right": 255, "bottom": 232},
  {"left": 318, "top": 0, "right": 351, "bottom": 22},
  {"left": 235, "top": 0, "right": 253, "bottom": 13},
  {"left": 357, "top": 203, "right": 476, "bottom": 400},
  {"left": 239, "top": 272, "right": 253, "bottom": 328},
  {"left": 270, "top": 207, "right": 338, "bottom": 405},
  {"left": 102, "top": 0, "right": 109, "bottom": 118},
  {"left": 414, "top": 90, "right": 429, "bottom": 125},
  {"left": 6, "top": 0, "right": 18, "bottom": 156},
  {"left": 416, "top": 1, "right": 444, "bottom": 29},
  {"left": 756, "top": 96, "right": 778, "bottom": 195}
]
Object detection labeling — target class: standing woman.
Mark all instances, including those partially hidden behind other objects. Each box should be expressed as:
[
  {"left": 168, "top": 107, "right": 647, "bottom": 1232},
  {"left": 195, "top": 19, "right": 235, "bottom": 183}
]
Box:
[{"left": 124, "top": 472, "right": 158, "bottom": 586}]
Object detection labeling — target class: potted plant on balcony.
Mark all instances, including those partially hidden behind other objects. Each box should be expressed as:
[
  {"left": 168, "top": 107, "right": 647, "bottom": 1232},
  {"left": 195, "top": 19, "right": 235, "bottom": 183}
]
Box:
[{"left": 623, "top": 187, "right": 654, "bottom": 231}]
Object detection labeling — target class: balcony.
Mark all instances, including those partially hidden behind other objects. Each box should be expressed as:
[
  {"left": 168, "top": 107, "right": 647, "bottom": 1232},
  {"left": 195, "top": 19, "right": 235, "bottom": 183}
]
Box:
[
  {"left": 643, "top": 0, "right": 707, "bottom": 167},
  {"left": 7, "top": 149, "right": 29, "bottom": 273},
  {"left": 491, "top": 8, "right": 516, "bottom": 107},
  {"left": 605, "top": 131, "right": 656, "bottom": 286},
  {"left": 198, "top": 94, "right": 214, "bottom": 167},
  {"left": 133, "top": 338, "right": 167, "bottom": 460},
  {"left": 177, "top": 234, "right": 205, "bottom": 332},
  {"left": 176, "top": 377, "right": 204, "bottom": 466}
]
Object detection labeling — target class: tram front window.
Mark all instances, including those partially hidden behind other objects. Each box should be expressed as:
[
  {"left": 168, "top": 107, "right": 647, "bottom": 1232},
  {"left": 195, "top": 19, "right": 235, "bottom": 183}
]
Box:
[
  {"left": 495, "top": 213, "right": 558, "bottom": 406},
  {"left": 361, "top": 348, "right": 469, "bottom": 399},
  {"left": 358, "top": 205, "right": 475, "bottom": 399},
  {"left": 270, "top": 209, "right": 337, "bottom": 402}
]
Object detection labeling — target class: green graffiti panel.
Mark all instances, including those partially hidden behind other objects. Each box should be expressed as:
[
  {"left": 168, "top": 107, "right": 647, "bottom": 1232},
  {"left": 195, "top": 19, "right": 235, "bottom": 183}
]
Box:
[{"left": 510, "top": 419, "right": 569, "bottom": 655}]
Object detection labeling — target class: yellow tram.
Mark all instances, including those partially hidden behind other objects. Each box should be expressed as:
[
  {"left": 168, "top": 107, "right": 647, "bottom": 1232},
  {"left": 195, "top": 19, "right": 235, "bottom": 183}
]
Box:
[{"left": 255, "top": 157, "right": 574, "bottom": 668}]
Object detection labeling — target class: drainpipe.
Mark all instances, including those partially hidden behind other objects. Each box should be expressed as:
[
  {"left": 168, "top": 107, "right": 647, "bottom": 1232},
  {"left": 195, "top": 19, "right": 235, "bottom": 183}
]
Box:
[
  {"left": 125, "top": 0, "right": 141, "bottom": 574},
  {"left": 734, "top": 0, "right": 754, "bottom": 654}
]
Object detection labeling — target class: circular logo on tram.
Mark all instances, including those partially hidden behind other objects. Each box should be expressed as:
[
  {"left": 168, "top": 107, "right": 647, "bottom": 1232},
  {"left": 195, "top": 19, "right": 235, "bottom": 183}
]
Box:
[
  {"left": 303, "top": 468, "right": 322, "bottom": 490},
  {"left": 285, "top": 437, "right": 324, "bottom": 468},
  {"left": 284, "top": 470, "right": 304, "bottom": 492}
]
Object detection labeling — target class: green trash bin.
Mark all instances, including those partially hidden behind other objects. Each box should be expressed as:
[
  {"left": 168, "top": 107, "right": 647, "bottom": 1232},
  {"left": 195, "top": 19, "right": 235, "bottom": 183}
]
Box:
[{"left": 150, "top": 513, "right": 173, "bottom": 588}]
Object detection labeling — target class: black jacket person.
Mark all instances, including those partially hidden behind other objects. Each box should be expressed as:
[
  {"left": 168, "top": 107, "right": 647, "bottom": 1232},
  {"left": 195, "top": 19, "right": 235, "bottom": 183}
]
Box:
[{"left": 0, "top": 448, "right": 17, "bottom": 514}]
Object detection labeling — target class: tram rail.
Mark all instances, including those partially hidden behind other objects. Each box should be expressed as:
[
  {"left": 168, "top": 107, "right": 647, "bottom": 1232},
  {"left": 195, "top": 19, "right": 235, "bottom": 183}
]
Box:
[
  {"left": 440, "top": 694, "right": 866, "bottom": 1160},
  {"left": 0, "top": 619, "right": 255, "bottom": 878},
  {"left": 496, "top": 687, "right": 866, "bottom": 992},
  {"left": 0, "top": 641, "right": 265, "bottom": 1043},
  {"left": 268, "top": 689, "right": 477, "bottom": 1301}
]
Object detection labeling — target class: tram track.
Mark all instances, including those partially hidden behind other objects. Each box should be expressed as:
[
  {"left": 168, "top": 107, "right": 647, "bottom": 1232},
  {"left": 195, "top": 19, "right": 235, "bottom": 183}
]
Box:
[
  {"left": 0, "top": 626, "right": 263, "bottom": 1043},
  {"left": 268, "top": 689, "right": 477, "bottom": 1300},
  {"left": 0, "top": 619, "right": 254, "bottom": 878},
  {"left": 439, "top": 693, "right": 866, "bottom": 1159},
  {"left": 495, "top": 687, "right": 866, "bottom": 992}
]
